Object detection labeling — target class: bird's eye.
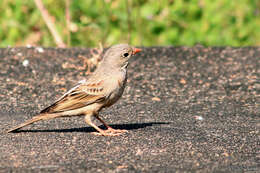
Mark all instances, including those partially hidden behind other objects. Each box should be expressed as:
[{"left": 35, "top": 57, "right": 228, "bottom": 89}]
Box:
[{"left": 123, "top": 52, "right": 129, "bottom": 57}]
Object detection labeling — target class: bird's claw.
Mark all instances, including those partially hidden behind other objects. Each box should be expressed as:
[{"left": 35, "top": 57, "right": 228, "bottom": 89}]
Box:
[
  {"left": 92, "top": 128, "right": 128, "bottom": 136},
  {"left": 105, "top": 128, "right": 128, "bottom": 134}
]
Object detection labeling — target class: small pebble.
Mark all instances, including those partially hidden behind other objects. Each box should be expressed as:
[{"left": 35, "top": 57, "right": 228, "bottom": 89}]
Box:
[
  {"left": 17, "top": 52, "right": 22, "bottom": 56},
  {"left": 36, "top": 47, "right": 44, "bottom": 53},
  {"left": 26, "top": 44, "right": 32, "bottom": 48},
  {"left": 22, "top": 59, "right": 29, "bottom": 67},
  {"left": 180, "top": 78, "right": 186, "bottom": 84},
  {"left": 152, "top": 97, "right": 161, "bottom": 101},
  {"left": 194, "top": 116, "right": 204, "bottom": 121}
]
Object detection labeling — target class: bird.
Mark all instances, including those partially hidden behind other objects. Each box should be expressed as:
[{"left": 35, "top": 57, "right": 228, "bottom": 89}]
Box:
[{"left": 7, "top": 44, "right": 141, "bottom": 136}]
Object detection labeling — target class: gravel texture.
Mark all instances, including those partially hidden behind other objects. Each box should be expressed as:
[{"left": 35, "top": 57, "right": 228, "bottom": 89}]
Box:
[{"left": 0, "top": 46, "right": 259, "bottom": 172}]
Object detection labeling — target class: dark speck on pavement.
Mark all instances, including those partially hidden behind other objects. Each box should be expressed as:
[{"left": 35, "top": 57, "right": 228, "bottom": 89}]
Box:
[{"left": 0, "top": 46, "right": 259, "bottom": 172}]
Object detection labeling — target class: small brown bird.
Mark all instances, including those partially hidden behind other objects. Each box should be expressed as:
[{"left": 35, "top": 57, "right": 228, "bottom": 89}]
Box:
[{"left": 7, "top": 44, "right": 141, "bottom": 136}]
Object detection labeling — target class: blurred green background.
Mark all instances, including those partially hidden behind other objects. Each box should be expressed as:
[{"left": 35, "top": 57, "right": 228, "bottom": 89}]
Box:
[{"left": 0, "top": 0, "right": 259, "bottom": 47}]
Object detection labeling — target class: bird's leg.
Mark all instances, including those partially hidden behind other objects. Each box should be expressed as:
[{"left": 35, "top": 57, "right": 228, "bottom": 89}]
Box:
[
  {"left": 84, "top": 114, "right": 120, "bottom": 136},
  {"left": 94, "top": 114, "right": 128, "bottom": 134}
]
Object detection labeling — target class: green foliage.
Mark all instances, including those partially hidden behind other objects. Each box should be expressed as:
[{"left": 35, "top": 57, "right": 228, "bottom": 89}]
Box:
[{"left": 0, "top": 0, "right": 259, "bottom": 47}]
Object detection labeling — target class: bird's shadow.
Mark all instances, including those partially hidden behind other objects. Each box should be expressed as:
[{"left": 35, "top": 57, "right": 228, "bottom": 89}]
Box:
[{"left": 14, "top": 122, "right": 170, "bottom": 133}]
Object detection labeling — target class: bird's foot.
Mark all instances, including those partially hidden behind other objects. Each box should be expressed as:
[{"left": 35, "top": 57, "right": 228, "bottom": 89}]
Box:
[
  {"left": 105, "top": 128, "right": 128, "bottom": 134},
  {"left": 92, "top": 128, "right": 128, "bottom": 136}
]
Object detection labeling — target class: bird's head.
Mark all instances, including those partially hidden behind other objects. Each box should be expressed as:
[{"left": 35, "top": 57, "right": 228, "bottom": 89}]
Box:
[{"left": 101, "top": 44, "right": 141, "bottom": 69}]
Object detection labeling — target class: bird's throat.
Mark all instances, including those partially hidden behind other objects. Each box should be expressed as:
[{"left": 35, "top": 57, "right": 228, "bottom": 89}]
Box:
[{"left": 122, "top": 62, "right": 128, "bottom": 69}]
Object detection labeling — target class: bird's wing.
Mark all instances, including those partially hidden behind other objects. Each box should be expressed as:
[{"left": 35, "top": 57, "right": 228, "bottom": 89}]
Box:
[{"left": 40, "top": 79, "right": 106, "bottom": 113}]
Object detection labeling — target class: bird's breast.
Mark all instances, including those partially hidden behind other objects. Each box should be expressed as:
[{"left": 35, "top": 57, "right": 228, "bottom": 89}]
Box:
[{"left": 103, "top": 72, "right": 127, "bottom": 107}]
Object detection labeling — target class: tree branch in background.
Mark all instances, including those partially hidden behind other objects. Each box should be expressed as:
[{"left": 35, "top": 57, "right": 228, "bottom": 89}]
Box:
[
  {"left": 34, "top": 0, "right": 66, "bottom": 48},
  {"left": 125, "top": 0, "right": 132, "bottom": 44},
  {"left": 65, "top": 0, "right": 71, "bottom": 47}
]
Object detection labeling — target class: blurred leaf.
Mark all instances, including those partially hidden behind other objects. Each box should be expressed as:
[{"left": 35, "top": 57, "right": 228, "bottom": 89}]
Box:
[{"left": 0, "top": 0, "right": 259, "bottom": 46}]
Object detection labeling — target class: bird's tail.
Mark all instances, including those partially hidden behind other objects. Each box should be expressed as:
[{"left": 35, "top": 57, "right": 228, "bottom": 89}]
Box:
[{"left": 6, "top": 113, "right": 61, "bottom": 133}]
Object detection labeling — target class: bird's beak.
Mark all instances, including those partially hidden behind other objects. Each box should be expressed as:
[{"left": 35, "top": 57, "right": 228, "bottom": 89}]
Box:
[{"left": 133, "top": 48, "right": 142, "bottom": 55}]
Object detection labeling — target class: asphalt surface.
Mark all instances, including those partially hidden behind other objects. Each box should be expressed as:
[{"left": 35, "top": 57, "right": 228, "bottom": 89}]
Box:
[{"left": 0, "top": 46, "right": 259, "bottom": 172}]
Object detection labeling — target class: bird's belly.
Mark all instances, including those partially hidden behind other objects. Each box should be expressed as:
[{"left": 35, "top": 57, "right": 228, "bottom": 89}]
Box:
[{"left": 60, "top": 103, "right": 103, "bottom": 116}]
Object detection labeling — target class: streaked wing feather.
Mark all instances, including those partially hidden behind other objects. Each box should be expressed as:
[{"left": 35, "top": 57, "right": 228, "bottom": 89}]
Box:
[{"left": 41, "top": 80, "right": 105, "bottom": 113}]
